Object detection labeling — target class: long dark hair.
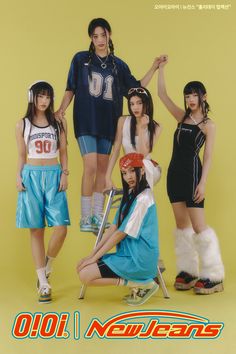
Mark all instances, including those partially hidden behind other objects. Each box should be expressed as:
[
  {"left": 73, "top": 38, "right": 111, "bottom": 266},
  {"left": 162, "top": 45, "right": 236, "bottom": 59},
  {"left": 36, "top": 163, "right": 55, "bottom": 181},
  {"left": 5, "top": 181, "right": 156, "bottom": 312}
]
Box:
[
  {"left": 23, "top": 81, "right": 62, "bottom": 148},
  {"left": 182, "top": 81, "right": 210, "bottom": 122},
  {"left": 127, "top": 87, "right": 159, "bottom": 153},
  {"left": 87, "top": 18, "right": 117, "bottom": 78},
  {"left": 117, "top": 167, "right": 149, "bottom": 227}
]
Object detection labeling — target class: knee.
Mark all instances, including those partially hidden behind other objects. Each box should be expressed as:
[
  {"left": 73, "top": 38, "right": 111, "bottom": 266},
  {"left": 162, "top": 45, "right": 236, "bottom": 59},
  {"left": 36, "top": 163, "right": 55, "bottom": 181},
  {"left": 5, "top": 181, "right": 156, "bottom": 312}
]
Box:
[
  {"left": 192, "top": 224, "right": 207, "bottom": 234},
  {"left": 78, "top": 268, "right": 90, "bottom": 285},
  {"left": 97, "top": 163, "right": 107, "bottom": 175},
  {"left": 54, "top": 226, "right": 67, "bottom": 238},
  {"left": 83, "top": 163, "right": 97, "bottom": 177}
]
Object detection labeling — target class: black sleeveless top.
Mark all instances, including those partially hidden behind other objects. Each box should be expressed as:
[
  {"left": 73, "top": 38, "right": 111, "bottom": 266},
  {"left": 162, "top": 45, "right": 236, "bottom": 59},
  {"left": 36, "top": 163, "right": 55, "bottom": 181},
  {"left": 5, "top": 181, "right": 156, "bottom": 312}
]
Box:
[{"left": 167, "top": 119, "right": 208, "bottom": 207}]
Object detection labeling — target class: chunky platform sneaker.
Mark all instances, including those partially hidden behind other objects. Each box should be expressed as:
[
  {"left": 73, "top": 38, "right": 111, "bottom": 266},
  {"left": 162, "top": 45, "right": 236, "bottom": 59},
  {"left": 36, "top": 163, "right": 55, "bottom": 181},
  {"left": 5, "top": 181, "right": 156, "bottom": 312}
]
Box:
[
  {"left": 80, "top": 216, "right": 94, "bottom": 232},
  {"left": 174, "top": 271, "right": 198, "bottom": 290},
  {"left": 194, "top": 278, "right": 224, "bottom": 295},
  {"left": 38, "top": 284, "right": 52, "bottom": 304},
  {"left": 125, "top": 282, "right": 159, "bottom": 306}
]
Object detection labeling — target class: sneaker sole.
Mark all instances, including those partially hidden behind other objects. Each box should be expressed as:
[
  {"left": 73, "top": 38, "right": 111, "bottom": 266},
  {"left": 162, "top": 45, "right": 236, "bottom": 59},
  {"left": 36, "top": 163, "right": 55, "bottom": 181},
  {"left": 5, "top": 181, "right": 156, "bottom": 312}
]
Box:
[
  {"left": 174, "top": 279, "right": 197, "bottom": 290},
  {"left": 38, "top": 293, "right": 52, "bottom": 304},
  {"left": 126, "top": 284, "right": 159, "bottom": 306},
  {"left": 38, "top": 299, "right": 52, "bottom": 304},
  {"left": 80, "top": 227, "right": 95, "bottom": 232},
  {"left": 194, "top": 282, "right": 224, "bottom": 295}
]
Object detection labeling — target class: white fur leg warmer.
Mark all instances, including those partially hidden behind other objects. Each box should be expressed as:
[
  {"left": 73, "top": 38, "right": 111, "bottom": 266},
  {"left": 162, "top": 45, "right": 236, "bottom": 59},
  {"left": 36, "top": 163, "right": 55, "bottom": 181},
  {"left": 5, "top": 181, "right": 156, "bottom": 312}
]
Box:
[
  {"left": 174, "top": 228, "right": 199, "bottom": 276},
  {"left": 193, "top": 228, "right": 224, "bottom": 282}
]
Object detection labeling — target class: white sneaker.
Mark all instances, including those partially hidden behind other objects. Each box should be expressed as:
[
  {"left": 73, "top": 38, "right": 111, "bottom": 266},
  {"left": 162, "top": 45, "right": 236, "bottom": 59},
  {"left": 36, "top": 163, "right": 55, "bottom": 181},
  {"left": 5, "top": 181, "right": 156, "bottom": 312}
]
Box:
[{"left": 38, "top": 283, "right": 52, "bottom": 304}]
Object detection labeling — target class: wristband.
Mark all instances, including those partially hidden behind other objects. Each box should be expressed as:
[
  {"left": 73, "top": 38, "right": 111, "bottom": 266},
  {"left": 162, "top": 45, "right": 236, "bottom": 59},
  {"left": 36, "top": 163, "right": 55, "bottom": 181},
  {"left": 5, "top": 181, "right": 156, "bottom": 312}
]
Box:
[{"left": 62, "top": 169, "right": 69, "bottom": 175}]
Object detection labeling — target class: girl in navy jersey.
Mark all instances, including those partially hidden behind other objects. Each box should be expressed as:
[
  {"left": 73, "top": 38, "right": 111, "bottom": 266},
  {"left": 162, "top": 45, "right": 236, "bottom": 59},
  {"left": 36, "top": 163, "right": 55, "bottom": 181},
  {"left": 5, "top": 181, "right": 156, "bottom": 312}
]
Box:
[
  {"left": 56, "top": 18, "right": 160, "bottom": 233},
  {"left": 16, "top": 81, "right": 70, "bottom": 303},
  {"left": 157, "top": 55, "right": 224, "bottom": 294}
]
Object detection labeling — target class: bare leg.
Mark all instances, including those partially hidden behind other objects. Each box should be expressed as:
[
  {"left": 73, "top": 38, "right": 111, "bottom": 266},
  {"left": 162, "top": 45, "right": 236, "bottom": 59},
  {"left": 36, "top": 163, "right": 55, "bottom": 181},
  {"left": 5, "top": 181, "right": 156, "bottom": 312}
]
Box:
[
  {"left": 171, "top": 202, "right": 192, "bottom": 229},
  {"left": 47, "top": 226, "right": 67, "bottom": 258},
  {"left": 187, "top": 207, "right": 207, "bottom": 233},
  {"left": 94, "top": 154, "right": 110, "bottom": 193},
  {"left": 81, "top": 153, "right": 97, "bottom": 196},
  {"left": 30, "top": 228, "right": 45, "bottom": 269},
  {"left": 79, "top": 263, "right": 118, "bottom": 286}
]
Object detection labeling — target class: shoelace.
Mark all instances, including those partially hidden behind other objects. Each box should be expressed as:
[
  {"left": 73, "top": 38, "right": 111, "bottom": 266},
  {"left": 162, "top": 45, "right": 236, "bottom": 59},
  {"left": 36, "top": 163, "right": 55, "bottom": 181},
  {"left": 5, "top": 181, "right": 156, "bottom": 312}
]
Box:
[
  {"left": 136, "top": 288, "right": 150, "bottom": 297},
  {"left": 39, "top": 283, "right": 51, "bottom": 295},
  {"left": 129, "top": 287, "right": 139, "bottom": 300},
  {"left": 81, "top": 216, "right": 92, "bottom": 225}
]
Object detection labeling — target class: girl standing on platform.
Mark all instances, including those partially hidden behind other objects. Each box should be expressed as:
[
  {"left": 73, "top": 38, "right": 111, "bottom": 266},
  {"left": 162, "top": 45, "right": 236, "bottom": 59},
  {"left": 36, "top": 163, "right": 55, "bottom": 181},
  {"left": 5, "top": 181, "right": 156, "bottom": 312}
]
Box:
[{"left": 56, "top": 18, "right": 160, "bottom": 233}]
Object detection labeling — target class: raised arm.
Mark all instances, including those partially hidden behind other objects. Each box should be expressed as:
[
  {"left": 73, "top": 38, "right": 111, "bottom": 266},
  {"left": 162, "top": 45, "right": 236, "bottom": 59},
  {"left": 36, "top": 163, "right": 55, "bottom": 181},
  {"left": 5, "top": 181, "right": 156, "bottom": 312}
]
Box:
[
  {"left": 158, "top": 55, "right": 184, "bottom": 122},
  {"left": 15, "top": 120, "right": 27, "bottom": 191},
  {"left": 140, "top": 57, "right": 161, "bottom": 87},
  {"left": 194, "top": 121, "right": 216, "bottom": 203},
  {"left": 105, "top": 116, "right": 125, "bottom": 190}
]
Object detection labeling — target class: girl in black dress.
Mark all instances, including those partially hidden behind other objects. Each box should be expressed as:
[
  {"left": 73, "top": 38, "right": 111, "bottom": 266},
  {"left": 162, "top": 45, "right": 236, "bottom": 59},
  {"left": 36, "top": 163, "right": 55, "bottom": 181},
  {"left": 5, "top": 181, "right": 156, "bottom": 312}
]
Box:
[{"left": 157, "top": 55, "right": 224, "bottom": 294}]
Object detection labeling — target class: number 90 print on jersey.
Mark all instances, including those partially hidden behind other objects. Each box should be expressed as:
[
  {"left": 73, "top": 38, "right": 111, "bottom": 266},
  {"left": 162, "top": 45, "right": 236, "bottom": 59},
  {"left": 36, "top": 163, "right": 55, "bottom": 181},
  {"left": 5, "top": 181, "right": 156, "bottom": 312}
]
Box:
[{"left": 23, "top": 118, "right": 58, "bottom": 159}]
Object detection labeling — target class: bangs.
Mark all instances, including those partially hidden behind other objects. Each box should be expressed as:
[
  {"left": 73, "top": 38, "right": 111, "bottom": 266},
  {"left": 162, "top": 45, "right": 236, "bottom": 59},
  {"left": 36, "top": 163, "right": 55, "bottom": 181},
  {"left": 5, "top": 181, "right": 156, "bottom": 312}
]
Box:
[
  {"left": 36, "top": 88, "right": 52, "bottom": 97},
  {"left": 183, "top": 81, "right": 206, "bottom": 96},
  {"left": 33, "top": 82, "right": 54, "bottom": 99}
]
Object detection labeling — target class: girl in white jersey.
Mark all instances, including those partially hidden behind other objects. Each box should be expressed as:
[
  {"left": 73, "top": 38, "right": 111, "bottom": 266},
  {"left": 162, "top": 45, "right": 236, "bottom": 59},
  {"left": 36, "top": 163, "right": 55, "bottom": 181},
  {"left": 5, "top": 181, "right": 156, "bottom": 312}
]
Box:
[
  {"left": 105, "top": 87, "right": 162, "bottom": 191},
  {"left": 16, "top": 81, "right": 70, "bottom": 303}
]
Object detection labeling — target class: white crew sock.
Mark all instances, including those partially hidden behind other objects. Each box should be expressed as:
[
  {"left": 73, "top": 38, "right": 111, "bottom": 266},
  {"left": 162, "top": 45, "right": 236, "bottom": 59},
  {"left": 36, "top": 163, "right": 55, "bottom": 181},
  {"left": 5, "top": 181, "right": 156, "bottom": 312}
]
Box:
[
  {"left": 81, "top": 196, "right": 92, "bottom": 218},
  {"left": 93, "top": 192, "right": 105, "bottom": 216},
  {"left": 45, "top": 255, "right": 55, "bottom": 276},
  {"left": 36, "top": 267, "right": 48, "bottom": 288}
]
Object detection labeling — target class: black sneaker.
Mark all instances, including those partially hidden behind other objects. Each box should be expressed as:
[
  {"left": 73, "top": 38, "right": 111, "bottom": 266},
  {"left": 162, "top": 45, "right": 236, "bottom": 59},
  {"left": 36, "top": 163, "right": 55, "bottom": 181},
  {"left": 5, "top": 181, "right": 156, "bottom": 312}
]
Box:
[
  {"left": 174, "top": 271, "right": 198, "bottom": 290},
  {"left": 194, "top": 278, "right": 224, "bottom": 295}
]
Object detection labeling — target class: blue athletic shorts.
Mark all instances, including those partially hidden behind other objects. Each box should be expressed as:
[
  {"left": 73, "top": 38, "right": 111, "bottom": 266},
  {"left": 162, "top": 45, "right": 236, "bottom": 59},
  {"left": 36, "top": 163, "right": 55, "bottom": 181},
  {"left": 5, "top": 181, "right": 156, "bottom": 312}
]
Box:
[
  {"left": 77, "top": 135, "right": 112, "bottom": 156},
  {"left": 16, "top": 164, "right": 70, "bottom": 228}
]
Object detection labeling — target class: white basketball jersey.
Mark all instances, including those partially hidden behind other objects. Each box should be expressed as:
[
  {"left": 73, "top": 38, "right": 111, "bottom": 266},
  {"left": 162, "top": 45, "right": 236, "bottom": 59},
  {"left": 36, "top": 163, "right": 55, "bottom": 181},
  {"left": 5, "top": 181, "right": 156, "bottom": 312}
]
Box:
[{"left": 23, "top": 118, "right": 58, "bottom": 159}]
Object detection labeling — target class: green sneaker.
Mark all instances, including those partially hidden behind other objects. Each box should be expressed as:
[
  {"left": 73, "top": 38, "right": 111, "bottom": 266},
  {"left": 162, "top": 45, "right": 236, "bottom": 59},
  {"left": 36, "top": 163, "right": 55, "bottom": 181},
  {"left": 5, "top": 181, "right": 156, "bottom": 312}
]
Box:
[
  {"left": 122, "top": 287, "right": 139, "bottom": 302},
  {"left": 80, "top": 216, "right": 94, "bottom": 232},
  {"left": 125, "top": 282, "right": 159, "bottom": 306},
  {"left": 92, "top": 214, "right": 111, "bottom": 232},
  {"left": 38, "top": 284, "right": 52, "bottom": 304}
]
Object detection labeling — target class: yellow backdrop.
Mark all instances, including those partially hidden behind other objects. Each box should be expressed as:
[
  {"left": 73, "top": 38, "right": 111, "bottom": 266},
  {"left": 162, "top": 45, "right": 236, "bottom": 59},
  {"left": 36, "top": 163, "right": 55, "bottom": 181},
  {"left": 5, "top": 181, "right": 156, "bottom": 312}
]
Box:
[{"left": 0, "top": 0, "right": 235, "bottom": 353}]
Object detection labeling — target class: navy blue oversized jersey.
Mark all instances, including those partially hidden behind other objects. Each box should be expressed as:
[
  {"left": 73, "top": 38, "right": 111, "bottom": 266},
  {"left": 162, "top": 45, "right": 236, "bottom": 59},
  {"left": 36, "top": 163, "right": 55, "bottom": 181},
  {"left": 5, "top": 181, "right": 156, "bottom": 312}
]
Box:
[{"left": 66, "top": 51, "right": 140, "bottom": 142}]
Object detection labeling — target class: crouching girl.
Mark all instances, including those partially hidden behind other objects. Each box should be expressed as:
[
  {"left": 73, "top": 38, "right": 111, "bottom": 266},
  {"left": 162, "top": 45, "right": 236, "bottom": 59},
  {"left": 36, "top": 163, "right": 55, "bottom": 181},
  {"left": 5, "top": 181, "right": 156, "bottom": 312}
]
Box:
[{"left": 77, "top": 153, "right": 159, "bottom": 306}]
